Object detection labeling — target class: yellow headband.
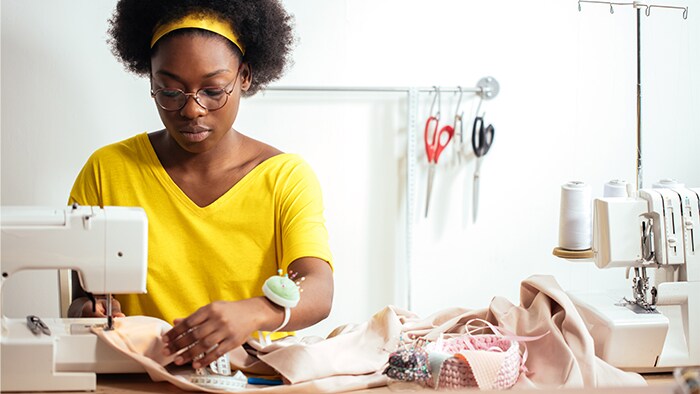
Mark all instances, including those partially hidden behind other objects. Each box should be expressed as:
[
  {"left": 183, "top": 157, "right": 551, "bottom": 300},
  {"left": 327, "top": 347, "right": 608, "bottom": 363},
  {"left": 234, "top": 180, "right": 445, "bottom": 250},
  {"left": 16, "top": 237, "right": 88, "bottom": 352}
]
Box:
[{"left": 150, "top": 13, "right": 245, "bottom": 55}]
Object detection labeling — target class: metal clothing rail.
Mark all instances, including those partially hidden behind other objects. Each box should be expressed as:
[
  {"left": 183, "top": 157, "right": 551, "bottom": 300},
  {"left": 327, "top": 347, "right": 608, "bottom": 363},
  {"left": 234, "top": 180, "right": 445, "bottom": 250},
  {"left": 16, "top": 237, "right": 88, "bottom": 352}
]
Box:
[
  {"left": 262, "top": 78, "right": 500, "bottom": 310},
  {"left": 578, "top": 1, "right": 689, "bottom": 191},
  {"left": 265, "top": 85, "right": 488, "bottom": 96}
]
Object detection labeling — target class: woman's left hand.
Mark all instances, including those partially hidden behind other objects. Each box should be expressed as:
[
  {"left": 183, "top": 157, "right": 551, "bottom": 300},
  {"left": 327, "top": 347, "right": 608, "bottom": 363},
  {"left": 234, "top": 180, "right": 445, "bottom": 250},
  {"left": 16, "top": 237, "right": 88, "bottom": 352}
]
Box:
[{"left": 161, "top": 298, "right": 269, "bottom": 369}]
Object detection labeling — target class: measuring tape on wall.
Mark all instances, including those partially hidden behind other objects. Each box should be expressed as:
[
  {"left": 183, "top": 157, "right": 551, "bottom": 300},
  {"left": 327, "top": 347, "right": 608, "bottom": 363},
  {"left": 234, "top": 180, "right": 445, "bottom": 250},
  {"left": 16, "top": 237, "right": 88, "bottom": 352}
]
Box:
[{"left": 405, "top": 88, "right": 419, "bottom": 310}]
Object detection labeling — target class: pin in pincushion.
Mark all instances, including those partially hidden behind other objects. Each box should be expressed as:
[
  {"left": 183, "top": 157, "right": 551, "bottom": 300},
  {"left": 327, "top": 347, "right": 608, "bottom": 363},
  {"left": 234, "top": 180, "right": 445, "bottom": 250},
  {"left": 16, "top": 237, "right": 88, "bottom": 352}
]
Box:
[{"left": 262, "top": 274, "right": 300, "bottom": 308}]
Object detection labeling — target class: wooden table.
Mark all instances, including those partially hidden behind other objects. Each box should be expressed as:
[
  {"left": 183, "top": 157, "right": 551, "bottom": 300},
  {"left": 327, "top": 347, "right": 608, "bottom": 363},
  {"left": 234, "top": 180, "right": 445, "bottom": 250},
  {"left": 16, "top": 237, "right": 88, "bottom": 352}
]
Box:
[{"left": 61, "top": 372, "right": 678, "bottom": 393}]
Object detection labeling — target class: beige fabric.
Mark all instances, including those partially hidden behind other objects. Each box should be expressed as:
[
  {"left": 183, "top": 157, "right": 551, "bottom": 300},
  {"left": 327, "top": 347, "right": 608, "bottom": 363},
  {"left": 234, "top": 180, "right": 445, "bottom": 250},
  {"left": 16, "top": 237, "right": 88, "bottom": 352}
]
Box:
[{"left": 92, "top": 275, "right": 646, "bottom": 392}]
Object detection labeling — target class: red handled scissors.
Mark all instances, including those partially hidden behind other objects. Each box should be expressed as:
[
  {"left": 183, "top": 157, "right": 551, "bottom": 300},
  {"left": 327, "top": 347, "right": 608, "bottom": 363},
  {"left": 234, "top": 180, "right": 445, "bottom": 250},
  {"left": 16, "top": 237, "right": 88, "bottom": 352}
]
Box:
[{"left": 424, "top": 116, "right": 454, "bottom": 217}]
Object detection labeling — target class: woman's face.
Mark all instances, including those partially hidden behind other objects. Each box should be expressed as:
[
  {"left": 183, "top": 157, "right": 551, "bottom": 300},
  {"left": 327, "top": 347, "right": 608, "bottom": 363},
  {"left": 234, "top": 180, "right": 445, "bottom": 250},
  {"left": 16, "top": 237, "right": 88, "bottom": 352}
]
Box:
[{"left": 150, "top": 33, "right": 250, "bottom": 154}]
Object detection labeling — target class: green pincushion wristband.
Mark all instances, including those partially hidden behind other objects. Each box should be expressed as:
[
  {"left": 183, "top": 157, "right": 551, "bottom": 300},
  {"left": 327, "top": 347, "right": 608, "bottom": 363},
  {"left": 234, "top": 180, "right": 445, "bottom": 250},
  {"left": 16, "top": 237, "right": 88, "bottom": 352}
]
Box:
[
  {"left": 262, "top": 275, "right": 300, "bottom": 308},
  {"left": 261, "top": 270, "right": 304, "bottom": 339}
]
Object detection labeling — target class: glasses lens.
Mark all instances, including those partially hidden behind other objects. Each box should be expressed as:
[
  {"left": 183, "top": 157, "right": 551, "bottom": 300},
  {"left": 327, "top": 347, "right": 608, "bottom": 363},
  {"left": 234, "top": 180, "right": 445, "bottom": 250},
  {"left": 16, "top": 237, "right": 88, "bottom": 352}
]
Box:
[
  {"left": 197, "top": 88, "right": 228, "bottom": 111},
  {"left": 155, "top": 89, "right": 186, "bottom": 111},
  {"left": 153, "top": 86, "right": 230, "bottom": 111}
]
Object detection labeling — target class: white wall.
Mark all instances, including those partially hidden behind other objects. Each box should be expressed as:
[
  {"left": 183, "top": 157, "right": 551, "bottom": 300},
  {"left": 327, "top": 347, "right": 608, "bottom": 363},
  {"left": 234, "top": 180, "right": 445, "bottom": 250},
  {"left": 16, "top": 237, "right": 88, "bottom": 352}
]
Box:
[{"left": 2, "top": 1, "right": 698, "bottom": 337}]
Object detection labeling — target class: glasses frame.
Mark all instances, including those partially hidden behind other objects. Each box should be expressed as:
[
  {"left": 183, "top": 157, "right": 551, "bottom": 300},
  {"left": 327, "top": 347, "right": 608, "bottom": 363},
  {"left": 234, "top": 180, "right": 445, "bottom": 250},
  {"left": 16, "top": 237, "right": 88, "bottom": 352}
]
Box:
[{"left": 150, "top": 79, "right": 237, "bottom": 112}]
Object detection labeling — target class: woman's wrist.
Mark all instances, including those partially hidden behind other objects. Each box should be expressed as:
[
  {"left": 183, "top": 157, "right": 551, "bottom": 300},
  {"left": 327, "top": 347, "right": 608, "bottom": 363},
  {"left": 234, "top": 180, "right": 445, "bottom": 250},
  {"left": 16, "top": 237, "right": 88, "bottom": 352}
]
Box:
[{"left": 247, "top": 296, "right": 287, "bottom": 332}]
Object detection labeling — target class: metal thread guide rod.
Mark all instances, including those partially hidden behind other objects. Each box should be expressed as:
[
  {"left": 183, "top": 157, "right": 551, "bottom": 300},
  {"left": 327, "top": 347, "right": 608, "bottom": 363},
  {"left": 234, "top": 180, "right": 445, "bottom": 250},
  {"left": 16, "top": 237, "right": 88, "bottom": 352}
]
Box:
[
  {"left": 577, "top": 0, "right": 688, "bottom": 193},
  {"left": 578, "top": 0, "right": 688, "bottom": 312}
]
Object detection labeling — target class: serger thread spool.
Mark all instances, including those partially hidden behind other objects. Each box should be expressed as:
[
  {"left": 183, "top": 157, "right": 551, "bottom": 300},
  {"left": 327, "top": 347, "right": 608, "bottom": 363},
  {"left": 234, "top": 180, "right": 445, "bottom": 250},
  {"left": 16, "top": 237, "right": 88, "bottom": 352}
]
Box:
[
  {"left": 653, "top": 179, "right": 684, "bottom": 189},
  {"left": 558, "top": 181, "right": 592, "bottom": 251},
  {"left": 604, "top": 179, "right": 629, "bottom": 197}
]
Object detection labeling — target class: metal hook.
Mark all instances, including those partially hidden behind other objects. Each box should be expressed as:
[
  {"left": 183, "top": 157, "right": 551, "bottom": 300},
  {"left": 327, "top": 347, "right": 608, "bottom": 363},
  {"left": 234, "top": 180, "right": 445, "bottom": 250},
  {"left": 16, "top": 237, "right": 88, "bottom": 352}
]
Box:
[
  {"left": 454, "top": 86, "right": 464, "bottom": 115},
  {"left": 475, "top": 93, "right": 484, "bottom": 119},
  {"left": 429, "top": 86, "right": 441, "bottom": 120},
  {"left": 647, "top": 4, "right": 689, "bottom": 19},
  {"left": 454, "top": 86, "right": 465, "bottom": 144},
  {"left": 578, "top": 1, "right": 688, "bottom": 19}
]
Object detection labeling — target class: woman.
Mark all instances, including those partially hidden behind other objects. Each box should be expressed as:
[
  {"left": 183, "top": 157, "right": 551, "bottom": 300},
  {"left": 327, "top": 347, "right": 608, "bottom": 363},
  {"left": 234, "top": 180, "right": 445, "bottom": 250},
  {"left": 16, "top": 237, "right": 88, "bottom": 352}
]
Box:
[{"left": 68, "top": 0, "right": 334, "bottom": 371}]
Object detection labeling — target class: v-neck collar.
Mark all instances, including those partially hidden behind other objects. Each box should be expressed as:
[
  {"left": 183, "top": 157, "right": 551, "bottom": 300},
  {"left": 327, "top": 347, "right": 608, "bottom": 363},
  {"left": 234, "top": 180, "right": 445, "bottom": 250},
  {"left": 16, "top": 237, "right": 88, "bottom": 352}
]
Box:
[{"left": 137, "top": 133, "right": 286, "bottom": 216}]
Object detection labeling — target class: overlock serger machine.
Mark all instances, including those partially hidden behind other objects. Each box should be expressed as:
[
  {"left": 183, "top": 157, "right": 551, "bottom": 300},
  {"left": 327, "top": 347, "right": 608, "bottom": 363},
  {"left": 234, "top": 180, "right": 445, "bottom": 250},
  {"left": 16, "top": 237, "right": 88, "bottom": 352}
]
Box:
[
  {"left": 568, "top": 183, "right": 699, "bottom": 372},
  {"left": 1, "top": 205, "right": 148, "bottom": 392}
]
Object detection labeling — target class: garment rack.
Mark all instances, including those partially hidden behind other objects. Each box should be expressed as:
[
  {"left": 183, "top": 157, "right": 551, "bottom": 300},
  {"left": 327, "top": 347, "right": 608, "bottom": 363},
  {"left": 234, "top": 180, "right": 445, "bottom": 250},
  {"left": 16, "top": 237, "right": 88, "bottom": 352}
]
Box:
[{"left": 262, "top": 78, "right": 500, "bottom": 310}]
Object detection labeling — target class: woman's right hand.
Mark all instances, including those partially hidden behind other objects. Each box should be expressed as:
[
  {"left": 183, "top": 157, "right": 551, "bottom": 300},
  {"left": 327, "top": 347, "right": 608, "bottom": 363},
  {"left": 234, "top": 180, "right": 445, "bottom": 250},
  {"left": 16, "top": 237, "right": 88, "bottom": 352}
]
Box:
[{"left": 68, "top": 296, "right": 126, "bottom": 318}]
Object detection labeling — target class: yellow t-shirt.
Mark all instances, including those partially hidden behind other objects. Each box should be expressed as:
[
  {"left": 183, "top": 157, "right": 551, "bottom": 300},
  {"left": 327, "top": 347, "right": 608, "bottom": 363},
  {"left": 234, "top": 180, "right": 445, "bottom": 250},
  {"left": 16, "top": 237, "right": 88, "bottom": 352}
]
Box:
[{"left": 69, "top": 133, "right": 332, "bottom": 325}]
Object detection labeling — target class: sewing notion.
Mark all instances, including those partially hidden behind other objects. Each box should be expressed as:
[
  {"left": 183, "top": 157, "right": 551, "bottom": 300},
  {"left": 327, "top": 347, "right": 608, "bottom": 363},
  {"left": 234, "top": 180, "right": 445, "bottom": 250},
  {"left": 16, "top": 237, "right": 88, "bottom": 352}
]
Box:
[
  {"left": 470, "top": 114, "right": 494, "bottom": 222},
  {"left": 189, "top": 353, "right": 248, "bottom": 391},
  {"left": 423, "top": 87, "right": 455, "bottom": 218},
  {"left": 384, "top": 320, "right": 540, "bottom": 391},
  {"left": 1, "top": 205, "right": 149, "bottom": 392},
  {"left": 260, "top": 269, "right": 304, "bottom": 346}
]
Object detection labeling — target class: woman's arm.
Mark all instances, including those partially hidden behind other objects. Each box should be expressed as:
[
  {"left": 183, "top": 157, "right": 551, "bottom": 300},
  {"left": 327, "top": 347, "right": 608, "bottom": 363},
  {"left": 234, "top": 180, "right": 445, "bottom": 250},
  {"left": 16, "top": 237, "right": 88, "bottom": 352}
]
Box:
[{"left": 161, "top": 257, "right": 333, "bottom": 369}]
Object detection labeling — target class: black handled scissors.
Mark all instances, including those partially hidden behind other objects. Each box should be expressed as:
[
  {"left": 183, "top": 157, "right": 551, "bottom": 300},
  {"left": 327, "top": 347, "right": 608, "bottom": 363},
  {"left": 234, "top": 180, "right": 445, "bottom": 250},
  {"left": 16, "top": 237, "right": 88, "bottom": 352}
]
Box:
[
  {"left": 471, "top": 116, "right": 494, "bottom": 158},
  {"left": 471, "top": 116, "right": 495, "bottom": 221}
]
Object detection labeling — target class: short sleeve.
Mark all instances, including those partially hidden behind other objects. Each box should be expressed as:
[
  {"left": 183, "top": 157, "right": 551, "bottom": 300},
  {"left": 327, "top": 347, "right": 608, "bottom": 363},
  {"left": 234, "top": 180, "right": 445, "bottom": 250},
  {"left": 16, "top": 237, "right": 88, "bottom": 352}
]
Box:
[
  {"left": 277, "top": 158, "right": 333, "bottom": 272},
  {"left": 68, "top": 152, "right": 103, "bottom": 207}
]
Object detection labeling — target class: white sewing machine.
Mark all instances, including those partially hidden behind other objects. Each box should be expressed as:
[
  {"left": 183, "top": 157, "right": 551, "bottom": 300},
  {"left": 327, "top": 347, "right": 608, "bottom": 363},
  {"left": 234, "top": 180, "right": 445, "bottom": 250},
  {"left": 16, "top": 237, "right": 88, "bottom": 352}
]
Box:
[
  {"left": 1, "top": 205, "right": 148, "bottom": 392},
  {"left": 567, "top": 184, "right": 700, "bottom": 372}
]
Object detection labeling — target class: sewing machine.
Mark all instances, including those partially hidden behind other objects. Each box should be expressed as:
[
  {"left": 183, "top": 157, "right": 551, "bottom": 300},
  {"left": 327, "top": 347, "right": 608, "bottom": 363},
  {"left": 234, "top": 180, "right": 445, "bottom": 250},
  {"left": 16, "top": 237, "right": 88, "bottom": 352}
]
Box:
[
  {"left": 567, "top": 184, "right": 700, "bottom": 372},
  {"left": 1, "top": 205, "right": 148, "bottom": 392}
]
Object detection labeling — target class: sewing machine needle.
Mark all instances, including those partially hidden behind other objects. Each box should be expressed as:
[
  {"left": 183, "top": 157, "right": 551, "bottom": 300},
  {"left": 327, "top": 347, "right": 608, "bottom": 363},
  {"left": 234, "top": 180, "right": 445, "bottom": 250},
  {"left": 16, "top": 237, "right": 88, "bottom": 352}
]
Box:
[{"left": 105, "top": 295, "right": 114, "bottom": 330}]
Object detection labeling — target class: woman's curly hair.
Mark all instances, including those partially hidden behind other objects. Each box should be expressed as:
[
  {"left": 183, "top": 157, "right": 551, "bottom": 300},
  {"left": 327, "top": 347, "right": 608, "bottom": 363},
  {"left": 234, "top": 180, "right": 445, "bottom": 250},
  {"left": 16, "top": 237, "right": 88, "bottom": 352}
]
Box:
[{"left": 108, "top": 0, "right": 294, "bottom": 96}]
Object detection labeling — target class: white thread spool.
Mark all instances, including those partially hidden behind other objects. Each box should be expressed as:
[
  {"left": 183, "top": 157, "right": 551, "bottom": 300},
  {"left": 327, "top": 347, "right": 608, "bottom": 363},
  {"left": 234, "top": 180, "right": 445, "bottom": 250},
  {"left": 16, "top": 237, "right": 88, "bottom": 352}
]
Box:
[
  {"left": 604, "top": 179, "right": 629, "bottom": 197},
  {"left": 653, "top": 179, "right": 684, "bottom": 189},
  {"left": 558, "top": 181, "right": 592, "bottom": 251}
]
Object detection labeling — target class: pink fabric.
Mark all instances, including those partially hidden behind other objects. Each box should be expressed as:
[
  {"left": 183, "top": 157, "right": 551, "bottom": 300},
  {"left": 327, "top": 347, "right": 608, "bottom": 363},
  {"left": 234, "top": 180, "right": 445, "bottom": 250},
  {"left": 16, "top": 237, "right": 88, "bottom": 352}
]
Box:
[{"left": 92, "top": 275, "right": 646, "bottom": 392}]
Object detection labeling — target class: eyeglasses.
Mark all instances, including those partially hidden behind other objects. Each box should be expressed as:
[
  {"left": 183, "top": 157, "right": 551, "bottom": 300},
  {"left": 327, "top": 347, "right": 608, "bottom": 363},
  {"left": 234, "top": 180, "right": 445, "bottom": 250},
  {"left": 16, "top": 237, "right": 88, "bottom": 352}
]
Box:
[{"left": 150, "top": 79, "right": 236, "bottom": 112}]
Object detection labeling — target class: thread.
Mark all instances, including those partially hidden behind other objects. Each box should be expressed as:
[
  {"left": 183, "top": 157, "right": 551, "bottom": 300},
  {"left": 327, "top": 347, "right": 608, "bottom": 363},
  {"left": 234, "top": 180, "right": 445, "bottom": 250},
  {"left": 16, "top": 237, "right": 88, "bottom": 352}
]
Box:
[
  {"left": 653, "top": 179, "right": 684, "bottom": 189},
  {"left": 558, "top": 181, "right": 592, "bottom": 251},
  {"left": 604, "top": 179, "right": 629, "bottom": 197}
]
